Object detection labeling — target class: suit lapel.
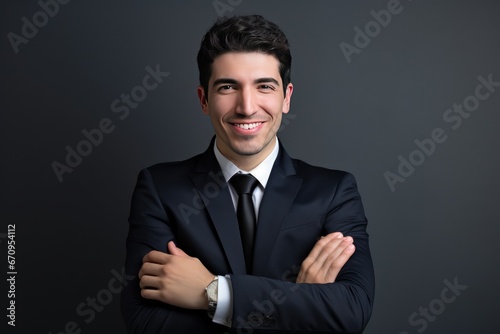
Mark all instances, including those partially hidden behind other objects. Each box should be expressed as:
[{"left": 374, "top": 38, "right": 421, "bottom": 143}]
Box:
[
  {"left": 189, "top": 138, "right": 302, "bottom": 275},
  {"left": 253, "top": 144, "right": 303, "bottom": 274},
  {"left": 190, "top": 140, "right": 247, "bottom": 275}
]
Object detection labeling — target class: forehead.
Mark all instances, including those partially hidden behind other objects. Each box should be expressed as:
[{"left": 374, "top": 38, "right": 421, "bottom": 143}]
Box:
[{"left": 210, "top": 52, "right": 281, "bottom": 79}]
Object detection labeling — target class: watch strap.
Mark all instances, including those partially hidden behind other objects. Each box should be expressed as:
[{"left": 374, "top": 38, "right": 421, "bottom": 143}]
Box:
[{"left": 206, "top": 276, "right": 218, "bottom": 319}]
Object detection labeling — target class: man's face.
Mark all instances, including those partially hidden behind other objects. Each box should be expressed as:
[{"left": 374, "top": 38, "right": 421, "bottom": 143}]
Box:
[{"left": 198, "top": 52, "right": 293, "bottom": 167}]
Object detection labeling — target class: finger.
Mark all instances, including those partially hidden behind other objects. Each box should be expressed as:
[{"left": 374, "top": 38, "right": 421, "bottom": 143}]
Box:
[
  {"left": 306, "top": 233, "right": 343, "bottom": 263},
  {"left": 143, "top": 250, "right": 170, "bottom": 264},
  {"left": 139, "top": 274, "right": 162, "bottom": 290},
  {"left": 324, "top": 243, "right": 356, "bottom": 282},
  {"left": 307, "top": 234, "right": 346, "bottom": 270},
  {"left": 324, "top": 232, "right": 344, "bottom": 239},
  {"left": 140, "top": 287, "right": 163, "bottom": 301},
  {"left": 297, "top": 233, "right": 344, "bottom": 283},
  {"left": 139, "top": 262, "right": 164, "bottom": 279},
  {"left": 304, "top": 236, "right": 353, "bottom": 281},
  {"left": 337, "top": 240, "right": 355, "bottom": 262},
  {"left": 167, "top": 241, "right": 189, "bottom": 257},
  {"left": 321, "top": 237, "right": 354, "bottom": 268}
]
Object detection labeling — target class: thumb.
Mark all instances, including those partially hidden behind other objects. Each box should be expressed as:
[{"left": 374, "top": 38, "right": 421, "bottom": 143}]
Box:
[{"left": 167, "top": 241, "right": 189, "bottom": 257}]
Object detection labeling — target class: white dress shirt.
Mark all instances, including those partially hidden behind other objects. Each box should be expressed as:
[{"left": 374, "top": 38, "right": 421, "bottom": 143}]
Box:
[{"left": 210, "top": 138, "right": 279, "bottom": 326}]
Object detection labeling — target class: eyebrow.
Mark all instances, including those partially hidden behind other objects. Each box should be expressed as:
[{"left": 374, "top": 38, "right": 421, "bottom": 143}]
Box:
[
  {"left": 212, "top": 77, "right": 281, "bottom": 87},
  {"left": 255, "top": 77, "right": 280, "bottom": 86},
  {"left": 212, "top": 78, "right": 238, "bottom": 87}
]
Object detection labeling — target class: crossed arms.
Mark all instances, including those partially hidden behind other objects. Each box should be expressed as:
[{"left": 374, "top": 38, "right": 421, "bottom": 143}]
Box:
[
  {"left": 121, "top": 167, "right": 375, "bottom": 333},
  {"left": 139, "top": 232, "right": 356, "bottom": 309}
]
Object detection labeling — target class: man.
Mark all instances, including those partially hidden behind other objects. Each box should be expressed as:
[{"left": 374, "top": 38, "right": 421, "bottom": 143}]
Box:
[{"left": 121, "top": 15, "right": 374, "bottom": 333}]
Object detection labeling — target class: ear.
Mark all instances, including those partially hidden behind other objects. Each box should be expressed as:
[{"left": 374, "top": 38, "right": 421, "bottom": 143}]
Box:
[
  {"left": 197, "top": 86, "right": 209, "bottom": 114},
  {"left": 282, "top": 83, "right": 294, "bottom": 114}
]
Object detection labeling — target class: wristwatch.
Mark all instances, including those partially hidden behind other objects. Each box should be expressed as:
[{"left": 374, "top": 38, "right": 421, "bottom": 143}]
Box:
[{"left": 205, "top": 276, "right": 218, "bottom": 319}]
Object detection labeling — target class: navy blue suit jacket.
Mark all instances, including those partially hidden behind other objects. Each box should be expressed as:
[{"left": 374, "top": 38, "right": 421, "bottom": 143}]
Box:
[{"left": 121, "top": 139, "right": 375, "bottom": 333}]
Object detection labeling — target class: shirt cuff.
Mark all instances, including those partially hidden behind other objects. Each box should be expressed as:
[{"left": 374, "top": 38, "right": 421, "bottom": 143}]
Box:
[{"left": 212, "top": 275, "right": 233, "bottom": 327}]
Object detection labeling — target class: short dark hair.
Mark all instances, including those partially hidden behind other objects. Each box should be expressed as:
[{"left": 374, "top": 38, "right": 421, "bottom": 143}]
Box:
[{"left": 197, "top": 15, "right": 292, "bottom": 97}]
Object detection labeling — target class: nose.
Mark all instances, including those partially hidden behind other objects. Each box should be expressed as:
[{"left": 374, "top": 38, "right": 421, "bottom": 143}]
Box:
[{"left": 235, "top": 87, "right": 257, "bottom": 116}]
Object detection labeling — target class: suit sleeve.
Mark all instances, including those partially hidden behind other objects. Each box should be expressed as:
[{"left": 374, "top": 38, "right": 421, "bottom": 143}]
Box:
[
  {"left": 120, "top": 169, "right": 220, "bottom": 334},
  {"left": 230, "top": 172, "right": 375, "bottom": 333}
]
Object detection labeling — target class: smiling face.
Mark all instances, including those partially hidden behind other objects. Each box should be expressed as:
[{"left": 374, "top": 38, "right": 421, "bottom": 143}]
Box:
[{"left": 198, "top": 52, "right": 293, "bottom": 170}]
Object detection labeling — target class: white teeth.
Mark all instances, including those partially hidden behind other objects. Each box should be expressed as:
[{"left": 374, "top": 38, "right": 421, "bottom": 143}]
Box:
[{"left": 234, "top": 122, "right": 261, "bottom": 130}]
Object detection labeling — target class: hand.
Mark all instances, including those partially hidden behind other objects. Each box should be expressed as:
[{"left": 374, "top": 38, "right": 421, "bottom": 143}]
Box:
[
  {"left": 139, "top": 241, "right": 214, "bottom": 309},
  {"left": 296, "top": 232, "right": 355, "bottom": 284}
]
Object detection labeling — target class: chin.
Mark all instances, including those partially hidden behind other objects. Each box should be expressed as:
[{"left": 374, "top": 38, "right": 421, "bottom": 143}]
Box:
[
  {"left": 231, "top": 142, "right": 266, "bottom": 156},
  {"left": 233, "top": 147, "right": 264, "bottom": 156}
]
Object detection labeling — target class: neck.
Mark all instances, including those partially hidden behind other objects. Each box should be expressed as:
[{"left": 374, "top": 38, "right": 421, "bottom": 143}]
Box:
[{"left": 232, "top": 155, "right": 266, "bottom": 172}]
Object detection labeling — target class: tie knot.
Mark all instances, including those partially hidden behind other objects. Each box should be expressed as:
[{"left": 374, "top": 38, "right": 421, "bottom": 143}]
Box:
[{"left": 230, "top": 173, "right": 259, "bottom": 195}]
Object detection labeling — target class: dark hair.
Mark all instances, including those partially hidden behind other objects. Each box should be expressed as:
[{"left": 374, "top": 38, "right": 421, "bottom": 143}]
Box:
[{"left": 197, "top": 15, "right": 292, "bottom": 97}]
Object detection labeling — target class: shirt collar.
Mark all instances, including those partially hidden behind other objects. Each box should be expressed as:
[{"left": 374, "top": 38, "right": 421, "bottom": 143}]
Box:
[{"left": 213, "top": 138, "right": 279, "bottom": 189}]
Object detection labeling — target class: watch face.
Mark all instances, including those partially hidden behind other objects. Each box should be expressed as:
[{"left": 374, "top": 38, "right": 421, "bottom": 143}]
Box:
[{"left": 207, "top": 280, "right": 218, "bottom": 301}]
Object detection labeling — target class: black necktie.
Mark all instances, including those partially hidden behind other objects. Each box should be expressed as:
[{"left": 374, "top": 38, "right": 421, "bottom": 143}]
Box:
[{"left": 230, "top": 173, "right": 259, "bottom": 273}]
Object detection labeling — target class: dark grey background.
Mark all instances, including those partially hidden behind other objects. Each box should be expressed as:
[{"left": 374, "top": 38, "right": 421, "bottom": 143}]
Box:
[{"left": 2, "top": 0, "right": 499, "bottom": 333}]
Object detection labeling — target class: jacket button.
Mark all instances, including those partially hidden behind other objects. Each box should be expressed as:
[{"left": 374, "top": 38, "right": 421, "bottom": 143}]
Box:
[
  {"left": 262, "top": 315, "right": 276, "bottom": 327},
  {"left": 247, "top": 311, "right": 263, "bottom": 326}
]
